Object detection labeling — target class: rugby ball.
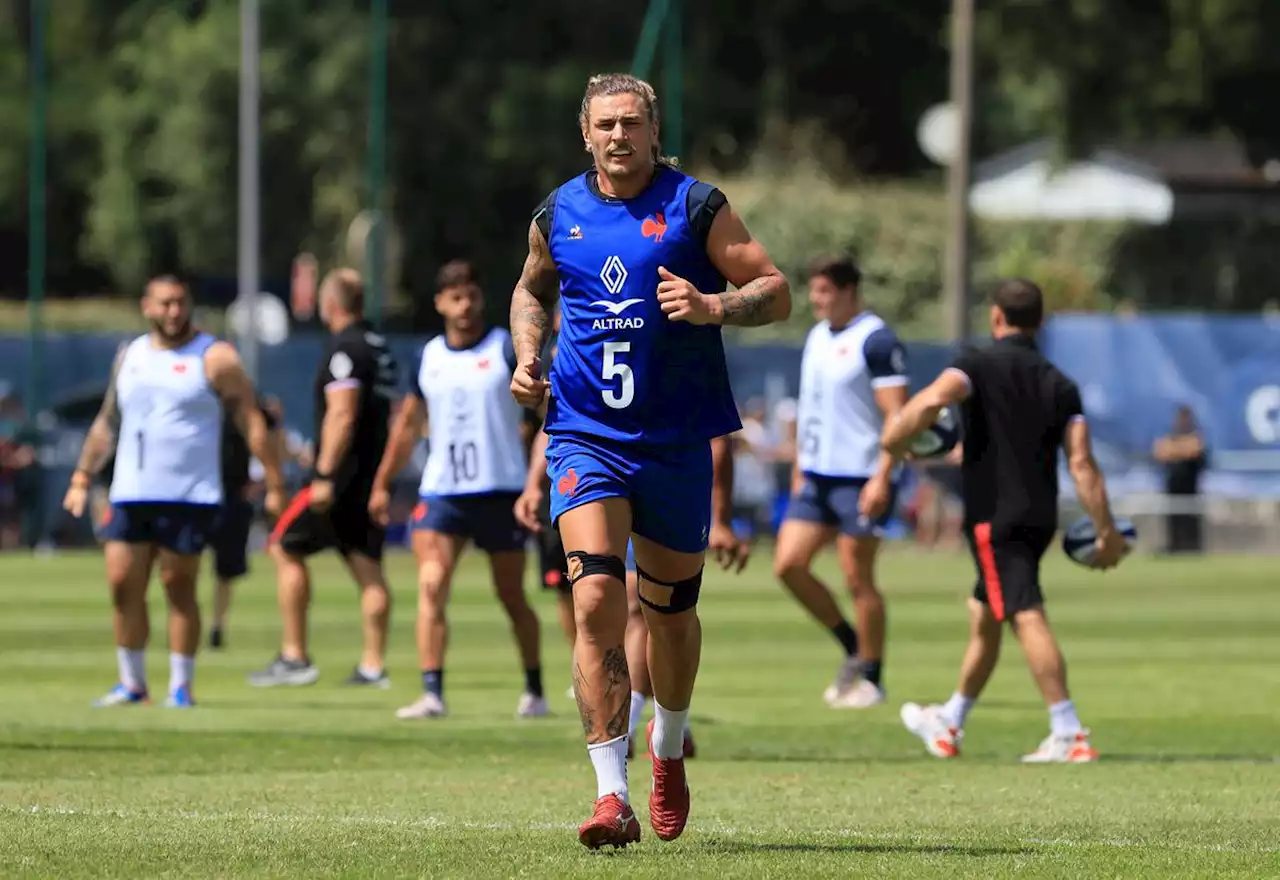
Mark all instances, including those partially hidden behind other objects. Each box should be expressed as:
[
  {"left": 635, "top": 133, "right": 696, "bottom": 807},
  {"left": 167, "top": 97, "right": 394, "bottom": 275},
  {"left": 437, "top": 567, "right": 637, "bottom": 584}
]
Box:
[
  {"left": 907, "top": 406, "right": 961, "bottom": 459},
  {"left": 1062, "top": 515, "right": 1138, "bottom": 566}
]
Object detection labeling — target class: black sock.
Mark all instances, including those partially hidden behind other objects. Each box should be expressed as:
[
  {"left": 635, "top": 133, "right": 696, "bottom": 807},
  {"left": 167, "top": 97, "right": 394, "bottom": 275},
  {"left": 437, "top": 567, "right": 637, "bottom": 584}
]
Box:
[
  {"left": 422, "top": 669, "right": 444, "bottom": 698},
  {"left": 829, "top": 620, "right": 859, "bottom": 657},
  {"left": 861, "top": 660, "right": 883, "bottom": 688},
  {"left": 524, "top": 667, "right": 544, "bottom": 699}
]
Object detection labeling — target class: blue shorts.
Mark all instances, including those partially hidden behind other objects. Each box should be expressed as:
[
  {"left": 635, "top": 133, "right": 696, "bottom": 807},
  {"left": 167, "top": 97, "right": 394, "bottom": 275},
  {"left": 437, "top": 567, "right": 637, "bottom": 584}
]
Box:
[
  {"left": 785, "top": 473, "right": 896, "bottom": 537},
  {"left": 100, "top": 502, "right": 220, "bottom": 555},
  {"left": 412, "top": 491, "right": 527, "bottom": 554},
  {"left": 546, "top": 434, "right": 711, "bottom": 555},
  {"left": 211, "top": 498, "right": 254, "bottom": 579}
]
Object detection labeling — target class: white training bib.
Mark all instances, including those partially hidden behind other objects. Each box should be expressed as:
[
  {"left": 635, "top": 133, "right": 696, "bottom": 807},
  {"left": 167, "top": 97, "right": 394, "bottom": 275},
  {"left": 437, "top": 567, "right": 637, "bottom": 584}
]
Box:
[
  {"left": 796, "top": 313, "right": 906, "bottom": 479},
  {"left": 109, "top": 332, "right": 224, "bottom": 505},
  {"left": 417, "top": 328, "right": 527, "bottom": 496}
]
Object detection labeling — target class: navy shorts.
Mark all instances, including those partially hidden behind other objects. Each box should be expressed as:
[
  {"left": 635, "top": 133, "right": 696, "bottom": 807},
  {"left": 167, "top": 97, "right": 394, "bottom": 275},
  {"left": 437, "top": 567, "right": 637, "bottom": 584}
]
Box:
[
  {"left": 413, "top": 491, "right": 527, "bottom": 554},
  {"left": 546, "top": 434, "right": 712, "bottom": 555},
  {"left": 211, "top": 498, "right": 254, "bottom": 579},
  {"left": 100, "top": 502, "right": 220, "bottom": 556},
  {"left": 785, "top": 473, "right": 896, "bottom": 537}
]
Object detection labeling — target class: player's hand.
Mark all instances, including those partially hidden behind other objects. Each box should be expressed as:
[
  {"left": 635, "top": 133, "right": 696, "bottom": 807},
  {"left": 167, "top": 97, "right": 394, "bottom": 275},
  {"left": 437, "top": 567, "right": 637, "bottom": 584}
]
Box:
[
  {"left": 657, "top": 266, "right": 716, "bottom": 325},
  {"left": 513, "top": 487, "right": 543, "bottom": 533},
  {"left": 511, "top": 356, "right": 549, "bottom": 412},
  {"left": 1090, "top": 525, "right": 1127, "bottom": 570},
  {"left": 858, "top": 472, "right": 893, "bottom": 520},
  {"left": 62, "top": 483, "right": 88, "bottom": 519},
  {"left": 367, "top": 485, "right": 391, "bottom": 526},
  {"left": 263, "top": 487, "right": 285, "bottom": 519},
  {"left": 708, "top": 520, "right": 750, "bottom": 573},
  {"left": 309, "top": 478, "right": 334, "bottom": 513}
]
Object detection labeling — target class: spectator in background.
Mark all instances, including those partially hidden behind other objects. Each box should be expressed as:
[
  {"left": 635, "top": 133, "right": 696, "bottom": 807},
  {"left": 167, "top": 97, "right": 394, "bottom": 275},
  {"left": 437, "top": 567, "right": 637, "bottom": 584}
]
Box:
[
  {"left": 0, "top": 391, "right": 44, "bottom": 551},
  {"left": 1152, "top": 404, "right": 1208, "bottom": 555}
]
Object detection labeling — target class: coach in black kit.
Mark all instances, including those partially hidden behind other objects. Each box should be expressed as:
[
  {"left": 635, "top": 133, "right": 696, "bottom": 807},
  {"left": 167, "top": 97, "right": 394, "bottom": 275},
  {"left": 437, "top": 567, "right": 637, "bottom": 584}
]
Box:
[
  {"left": 249, "top": 268, "right": 399, "bottom": 690},
  {"left": 880, "top": 279, "right": 1126, "bottom": 763}
]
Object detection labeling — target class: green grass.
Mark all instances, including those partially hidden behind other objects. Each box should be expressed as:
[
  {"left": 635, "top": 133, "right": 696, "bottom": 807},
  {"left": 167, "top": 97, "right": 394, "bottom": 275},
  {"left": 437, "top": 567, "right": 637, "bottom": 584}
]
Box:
[{"left": 1, "top": 546, "right": 1276, "bottom": 878}]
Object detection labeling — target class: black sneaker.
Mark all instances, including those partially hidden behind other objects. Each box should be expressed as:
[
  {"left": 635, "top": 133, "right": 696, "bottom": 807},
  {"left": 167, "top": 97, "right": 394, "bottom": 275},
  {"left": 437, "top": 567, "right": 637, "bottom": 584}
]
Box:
[
  {"left": 209, "top": 629, "right": 224, "bottom": 650},
  {"left": 247, "top": 655, "right": 320, "bottom": 687},
  {"left": 343, "top": 666, "right": 391, "bottom": 689}
]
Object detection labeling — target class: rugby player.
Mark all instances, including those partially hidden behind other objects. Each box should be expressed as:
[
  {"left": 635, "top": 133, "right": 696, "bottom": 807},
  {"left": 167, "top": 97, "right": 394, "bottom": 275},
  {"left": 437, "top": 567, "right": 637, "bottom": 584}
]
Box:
[
  {"left": 209, "top": 394, "right": 281, "bottom": 649},
  {"left": 62, "top": 275, "right": 284, "bottom": 707},
  {"left": 774, "top": 255, "right": 907, "bottom": 709},
  {"left": 882, "top": 279, "right": 1125, "bottom": 762},
  {"left": 509, "top": 73, "right": 789, "bottom": 848},
  {"left": 250, "top": 269, "right": 399, "bottom": 688},
  {"left": 369, "top": 260, "right": 546, "bottom": 719}
]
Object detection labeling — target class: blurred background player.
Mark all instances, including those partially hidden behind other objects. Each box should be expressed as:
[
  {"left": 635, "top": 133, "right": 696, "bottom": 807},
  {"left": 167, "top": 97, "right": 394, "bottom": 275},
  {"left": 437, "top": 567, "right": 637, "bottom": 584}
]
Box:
[
  {"left": 773, "top": 256, "right": 908, "bottom": 709},
  {"left": 61, "top": 275, "right": 283, "bottom": 708},
  {"left": 208, "top": 392, "right": 281, "bottom": 649},
  {"left": 509, "top": 73, "right": 790, "bottom": 849},
  {"left": 369, "top": 260, "right": 545, "bottom": 719},
  {"left": 885, "top": 279, "right": 1126, "bottom": 763},
  {"left": 251, "top": 269, "right": 399, "bottom": 689}
]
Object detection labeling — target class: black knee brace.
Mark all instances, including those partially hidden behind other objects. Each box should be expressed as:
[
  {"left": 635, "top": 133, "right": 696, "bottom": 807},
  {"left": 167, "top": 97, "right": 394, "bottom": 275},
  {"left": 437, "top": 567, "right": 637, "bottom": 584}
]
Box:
[
  {"left": 565, "top": 551, "right": 627, "bottom": 586},
  {"left": 634, "top": 565, "right": 703, "bottom": 614}
]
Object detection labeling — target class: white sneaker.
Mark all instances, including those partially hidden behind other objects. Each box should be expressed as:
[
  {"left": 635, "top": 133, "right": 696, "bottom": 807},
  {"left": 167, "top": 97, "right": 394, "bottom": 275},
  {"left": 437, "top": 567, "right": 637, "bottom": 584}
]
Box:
[
  {"left": 826, "top": 678, "right": 885, "bottom": 708},
  {"left": 1021, "top": 729, "right": 1098, "bottom": 763},
  {"left": 516, "top": 692, "right": 549, "bottom": 718},
  {"left": 900, "top": 702, "right": 963, "bottom": 758},
  {"left": 396, "top": 693, "right": 447, "bottom": 719}
]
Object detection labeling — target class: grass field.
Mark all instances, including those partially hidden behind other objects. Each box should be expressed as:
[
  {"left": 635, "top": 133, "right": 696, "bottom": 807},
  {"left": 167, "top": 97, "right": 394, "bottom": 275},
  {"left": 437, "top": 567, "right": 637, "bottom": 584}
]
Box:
[{"left": 1, "top": 546, "right": 1276, "bottom": 878}]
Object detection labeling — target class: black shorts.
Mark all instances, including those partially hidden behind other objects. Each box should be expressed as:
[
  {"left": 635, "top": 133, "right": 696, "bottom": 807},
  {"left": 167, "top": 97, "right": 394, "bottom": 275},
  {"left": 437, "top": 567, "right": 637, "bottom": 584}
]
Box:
[
  {"left": 536, "top": 498, "right": 569, "bottom": 594},
  {"left": 211, "top": 498, "right": 255, "bottom": 580},
  {"left": 965, "top": 523, "right": 1055, "bottom": 622},
  {"left": 270, "top": 484, "right": 385, "bottom": 561}
]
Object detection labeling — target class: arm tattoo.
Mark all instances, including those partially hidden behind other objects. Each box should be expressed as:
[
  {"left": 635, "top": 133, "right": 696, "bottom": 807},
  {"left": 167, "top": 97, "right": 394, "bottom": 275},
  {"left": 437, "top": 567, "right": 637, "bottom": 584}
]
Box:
[
  {"left": 75, "top": 353, "right": 124, "bottom": 475},
  {"left": 509, "top": 220, "right": 559, "bottom": 364},
  {"left": 715, "top": 274, "right": 786, "bottom": 327}
]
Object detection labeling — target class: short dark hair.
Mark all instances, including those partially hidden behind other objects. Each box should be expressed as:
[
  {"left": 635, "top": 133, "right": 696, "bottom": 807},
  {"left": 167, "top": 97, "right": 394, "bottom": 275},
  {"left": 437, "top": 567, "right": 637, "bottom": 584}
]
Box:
[
  {"left": 992, "top": 278, "right": 1044, "bottom": 329},
  {"left": 807, "top": 255, "right": 861, "bottom": 289},
  {"left": 435, "top": 259, "right": 480, "bottom": 293}
]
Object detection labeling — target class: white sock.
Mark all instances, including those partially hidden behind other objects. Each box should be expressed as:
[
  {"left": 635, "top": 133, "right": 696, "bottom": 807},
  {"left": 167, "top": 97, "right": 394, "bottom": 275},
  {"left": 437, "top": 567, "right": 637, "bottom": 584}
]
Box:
[
  {"left": 651, "top": 701, "right": 689, "bottom": 760},
  {"left": 117, "top": 647, "right": 147, "bottom": 694},
  {"left": 358, "top": 664, "right": 383, "bottom": 680},
  {"left": 627, "top": 691, "right": 647, "bottom": 740},
  {"left": 1049, "top": 699, "right": 1082, "bottom": 736},
  {"left": 169, "top": 653, "right": 195, "bottom": 692},
  {"left": 942, "top": 692, "right": 976, "bottom": 729},
  {"left": 682, "top": 715, "right": 692, "bottom": 736},
  {"left": 587, "top": 735, "right": 629, "bottom": 801}
]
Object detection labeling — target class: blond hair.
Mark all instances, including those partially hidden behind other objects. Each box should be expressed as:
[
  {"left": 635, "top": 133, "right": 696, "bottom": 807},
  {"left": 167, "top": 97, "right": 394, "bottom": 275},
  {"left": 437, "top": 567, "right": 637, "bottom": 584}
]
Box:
[
  {"left": 579, "top": 73, "right": 679, "bottom": 167},
  {"left": 320, "top": 267, "right": 364, "bottom": 313}
]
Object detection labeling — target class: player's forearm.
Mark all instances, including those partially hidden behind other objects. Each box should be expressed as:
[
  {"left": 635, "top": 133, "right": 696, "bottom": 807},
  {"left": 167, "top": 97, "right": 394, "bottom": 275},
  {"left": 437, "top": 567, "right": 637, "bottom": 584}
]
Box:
[
  {"left": 372, "top": 422, "right": 418, "bottom": 490},
  {"left": 707, "top": 273, "right": 791, "bottom": 327},
  {"left": 74, "top": 419, "right": 117, "bottom": 477},
  {"left": 315, "top": 411, "right": 356, "bottom": 477},
  {"left": 710, "top": 436, "right": 733, "bottom": 524},
  {"left": 1070, "top": 457, "right": 1117, "bottom": 536},
  {"left": 525, "top": 429, "right": 551, "bottom": 494},
  {"left": 246, "top": 412, "right": 285, "bottom": 491},
  {"left": 881, "top": 399, "right": 942, "bottom": 458},
  {"left": 510, "top": 288, "right": 550, "bottom": 365}
]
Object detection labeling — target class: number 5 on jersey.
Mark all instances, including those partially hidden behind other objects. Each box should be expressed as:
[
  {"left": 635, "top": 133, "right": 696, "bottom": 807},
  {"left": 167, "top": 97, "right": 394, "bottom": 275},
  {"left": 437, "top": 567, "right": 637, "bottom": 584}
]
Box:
[{"left": 602, "top": 341, "right": 634, "bottom": 409}]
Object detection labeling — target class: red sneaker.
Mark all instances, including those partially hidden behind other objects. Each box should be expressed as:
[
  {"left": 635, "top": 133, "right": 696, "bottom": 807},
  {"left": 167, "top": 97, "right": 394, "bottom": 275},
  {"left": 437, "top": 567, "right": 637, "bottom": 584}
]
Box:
[
  {"left": 646, "top": 718, "right": 691, "bottom": 841},
  {"left": 578, "top": 793, "right": 641, "bottom": 849}
]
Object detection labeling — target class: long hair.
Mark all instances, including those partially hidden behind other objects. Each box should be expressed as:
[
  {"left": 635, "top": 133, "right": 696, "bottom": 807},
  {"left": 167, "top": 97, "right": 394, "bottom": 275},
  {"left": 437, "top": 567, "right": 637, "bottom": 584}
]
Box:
[{"left": 578, "top": 73, "right": 679, "bottom": 167}]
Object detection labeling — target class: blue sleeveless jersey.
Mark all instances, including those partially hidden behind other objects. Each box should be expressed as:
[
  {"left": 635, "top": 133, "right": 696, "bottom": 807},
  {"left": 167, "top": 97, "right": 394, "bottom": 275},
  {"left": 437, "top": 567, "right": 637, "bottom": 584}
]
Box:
[{"left": 542, "top": 167, "right": 742, "bottom": 446}]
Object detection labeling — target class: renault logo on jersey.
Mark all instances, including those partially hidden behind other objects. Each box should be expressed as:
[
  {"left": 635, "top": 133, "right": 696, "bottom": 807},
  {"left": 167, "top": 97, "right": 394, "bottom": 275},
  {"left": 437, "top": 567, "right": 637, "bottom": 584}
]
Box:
[{"left": 599, "top": 255, "right": 628, "bottom": 295}]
